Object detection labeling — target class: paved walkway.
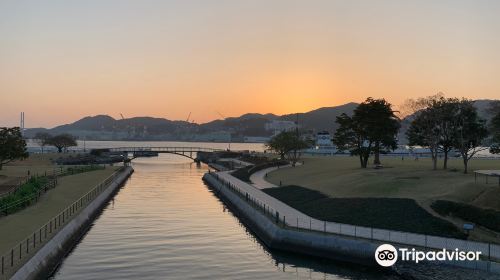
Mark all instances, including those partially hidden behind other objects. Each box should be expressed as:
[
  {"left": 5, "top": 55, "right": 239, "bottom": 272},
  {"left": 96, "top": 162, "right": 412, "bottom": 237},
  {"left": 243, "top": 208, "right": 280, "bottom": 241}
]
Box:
[
  {"left": 249, "top": 164, "right": 302, "bottom": 189},
  {"left": 249, "top": 165, "right": 290, "bottom": 189},
  {"left": 217, "top": 169, "right": 324, "bottom": 229}
]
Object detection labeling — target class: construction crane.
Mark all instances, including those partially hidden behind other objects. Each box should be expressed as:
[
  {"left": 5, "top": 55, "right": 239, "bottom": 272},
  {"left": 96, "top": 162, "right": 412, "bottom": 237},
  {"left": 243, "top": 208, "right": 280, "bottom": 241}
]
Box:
[
  {"left": 215, "top": 111, "right": 231, "bottom": 151},
  {"left": 186, "top": 112, "right": 192, "bottom": 122},
  {"left": 216, "top": 111, "right": 225, "bottom": 120},
  {"left": 120, "top": 113, "right": 133, "bottom": 138}
]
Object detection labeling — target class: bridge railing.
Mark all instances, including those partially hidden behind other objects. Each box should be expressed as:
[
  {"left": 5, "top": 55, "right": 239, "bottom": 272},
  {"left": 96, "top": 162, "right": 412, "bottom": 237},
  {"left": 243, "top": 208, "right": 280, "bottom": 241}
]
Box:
[{"left": 108, "top": 147, "right": 223, "bottom": 153}]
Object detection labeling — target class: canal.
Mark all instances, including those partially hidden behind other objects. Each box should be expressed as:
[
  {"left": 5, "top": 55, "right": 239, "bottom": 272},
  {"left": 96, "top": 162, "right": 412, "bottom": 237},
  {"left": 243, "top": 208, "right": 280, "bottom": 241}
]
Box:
[{"left": 50, "top": 150, "right": 392, "bottom": 279}]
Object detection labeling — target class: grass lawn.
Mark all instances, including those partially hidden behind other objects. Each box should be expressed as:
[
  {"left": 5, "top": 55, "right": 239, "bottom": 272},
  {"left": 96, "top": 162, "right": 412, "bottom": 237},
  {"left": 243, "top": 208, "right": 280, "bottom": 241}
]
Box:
[
  {"left": 0, "top": 167, "right": 118, "bottom": 254},
  {"left": 0, "top": 153, "right": 87, "bottom": 195},
  {"left": 263, "top": 186, "right": 466, "bottom": 238},
  {"left": 266, "top": 156, "right": 500, "bottom": 211}
]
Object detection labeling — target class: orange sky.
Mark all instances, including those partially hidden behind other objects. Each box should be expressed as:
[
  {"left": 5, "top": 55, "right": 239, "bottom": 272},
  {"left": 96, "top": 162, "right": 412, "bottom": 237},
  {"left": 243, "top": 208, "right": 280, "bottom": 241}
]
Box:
[{"left": 1, "top": 0, "right": 499, "bottom": 128}]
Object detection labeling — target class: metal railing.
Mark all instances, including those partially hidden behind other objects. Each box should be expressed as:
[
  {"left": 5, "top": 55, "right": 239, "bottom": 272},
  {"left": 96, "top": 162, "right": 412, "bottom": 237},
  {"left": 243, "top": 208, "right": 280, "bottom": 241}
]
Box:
[
  {"left": 0, "top": 166, "right": 106, "bottom": 215},
  {"left": 0, "top": 167, "right": 127, "bottom": 280},
  {"left": 109, "top": 147, "right": 223, "bottom": 153},
  {"left": 207, "top": 172, "right": 500, "bottom": 264}
]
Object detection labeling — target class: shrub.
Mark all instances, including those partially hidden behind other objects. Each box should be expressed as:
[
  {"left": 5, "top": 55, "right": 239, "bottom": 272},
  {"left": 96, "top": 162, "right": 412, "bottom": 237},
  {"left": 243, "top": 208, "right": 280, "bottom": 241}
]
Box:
[
  {"left": 431, "top": 200, "right": 500, "bottom": 232},
  {"left": 263, "top": 186, "right": 467, "bottom": 239}
]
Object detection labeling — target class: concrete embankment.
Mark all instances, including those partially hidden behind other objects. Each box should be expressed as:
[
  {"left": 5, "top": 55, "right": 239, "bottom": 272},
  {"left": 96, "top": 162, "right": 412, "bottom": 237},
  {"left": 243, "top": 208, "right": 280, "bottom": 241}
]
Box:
[
  {"left": 10, "top": 167, "right": 134, "bottom": 280},
  {"left": 202, "top": 173, "right": 379, "bottom": 266},
  {"left": 203, "top": 172, "right": 500, "bottom": 277}
]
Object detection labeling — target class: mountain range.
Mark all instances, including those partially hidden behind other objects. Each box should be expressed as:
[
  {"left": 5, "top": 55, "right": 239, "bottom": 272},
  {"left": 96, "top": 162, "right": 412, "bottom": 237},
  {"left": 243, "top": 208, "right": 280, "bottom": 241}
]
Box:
[{"left": 24, "top": 100, "right": 497, "bottom": 143}]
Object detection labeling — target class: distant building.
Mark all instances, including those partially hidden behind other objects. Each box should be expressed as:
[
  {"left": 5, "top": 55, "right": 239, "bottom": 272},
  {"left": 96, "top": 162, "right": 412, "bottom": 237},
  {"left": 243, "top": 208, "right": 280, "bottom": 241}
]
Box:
[
  {"left": 244, "top": 136, "right": 270, "bottom": 143},
  {"left": 193, "top": 131, "right": 231, "bottom": 142},
  {"left": 315, "top": 131, "right": 333, "bottom": 148},
  {"left": 265, "top": 120, "right": 296, "bottom": 135}
]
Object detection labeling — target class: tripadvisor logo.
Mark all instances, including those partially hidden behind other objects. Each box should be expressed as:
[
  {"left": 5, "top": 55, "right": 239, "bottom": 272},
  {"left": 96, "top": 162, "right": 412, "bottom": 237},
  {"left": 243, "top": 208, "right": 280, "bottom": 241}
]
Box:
[
  {"left": 375, "top": 244, "right": 398, "bottom": 267},
  {"left": 374, "top": 244, "right": 482, "bottom": 267}
]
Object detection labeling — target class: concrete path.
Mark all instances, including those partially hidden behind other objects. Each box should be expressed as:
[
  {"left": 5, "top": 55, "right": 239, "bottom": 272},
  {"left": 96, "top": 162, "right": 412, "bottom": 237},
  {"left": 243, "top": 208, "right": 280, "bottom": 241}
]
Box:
[
  {"left": 217, "top": 170, "right": 324, "bottom": 229},
  {"left": 249, "top": 164, "right": 301, "bottom": 189},
  {"left": 250, "top": 165, "right": 290, "bottom": 189}
]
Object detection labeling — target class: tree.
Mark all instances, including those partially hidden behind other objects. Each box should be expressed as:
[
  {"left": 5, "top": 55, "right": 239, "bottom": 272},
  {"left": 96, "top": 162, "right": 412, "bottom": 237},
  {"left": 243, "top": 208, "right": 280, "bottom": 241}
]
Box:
[
  {"left": 490, "top": 109, "right": 500, "bottom": 143},
  {"left": 266, "top": 131, "right": 310, "bottom": 165},
  {"left": 405, "top": 95, "right": 462, "bottom": 170},
  {"left": 333, "top": 98, "right": 400, "bottom": 168},
  {"left": 0, "top": 127, "right": 28, "bottom": 170},
  {"left": 47, "top": 134, "right": 77, "bottom": 153},
  {"left": 453, "top": 100, "right": 489, "bottom": 174},
  {"left": 435, "top": 98, "right": 461, "bottom": 169},
  {"left": 33, "top": 132, "right": 52, "bottom": 153}
]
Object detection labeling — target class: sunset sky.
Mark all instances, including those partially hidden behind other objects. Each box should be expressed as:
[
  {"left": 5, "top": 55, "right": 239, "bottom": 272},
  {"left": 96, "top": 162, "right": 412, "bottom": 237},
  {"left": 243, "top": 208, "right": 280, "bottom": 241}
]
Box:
[{"left": 1, "top": 0, "right": 499, "bottom": 128}]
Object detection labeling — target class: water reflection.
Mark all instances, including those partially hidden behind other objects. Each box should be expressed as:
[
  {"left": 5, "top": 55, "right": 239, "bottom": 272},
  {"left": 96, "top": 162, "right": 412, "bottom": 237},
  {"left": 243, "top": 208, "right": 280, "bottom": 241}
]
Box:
[{"left": 51, "top": 154, "right": 392, "bottom": 280}]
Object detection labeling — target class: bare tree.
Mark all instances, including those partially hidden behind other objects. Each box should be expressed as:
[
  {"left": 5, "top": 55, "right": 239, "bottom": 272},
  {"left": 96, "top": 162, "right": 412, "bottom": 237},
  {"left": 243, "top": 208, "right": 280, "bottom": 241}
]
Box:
[{"left": 33, "top": 132, "right": 51, "bottom": 153}]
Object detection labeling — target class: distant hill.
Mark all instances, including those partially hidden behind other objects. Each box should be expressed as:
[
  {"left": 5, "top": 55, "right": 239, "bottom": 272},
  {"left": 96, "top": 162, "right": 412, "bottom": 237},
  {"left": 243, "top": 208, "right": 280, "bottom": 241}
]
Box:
[
  {"left": 279, "top": 102, "right": 358, "bottom": 132},
  {"left": 23, "top": 100, "right": 497, "bottom": 142}
]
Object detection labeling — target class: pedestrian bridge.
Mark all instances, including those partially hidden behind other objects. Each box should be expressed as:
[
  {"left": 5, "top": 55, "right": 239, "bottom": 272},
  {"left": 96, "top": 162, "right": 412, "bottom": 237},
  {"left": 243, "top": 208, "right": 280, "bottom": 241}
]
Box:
[{"left": 108, "top": 146, "right": 224, "bottom": 161}]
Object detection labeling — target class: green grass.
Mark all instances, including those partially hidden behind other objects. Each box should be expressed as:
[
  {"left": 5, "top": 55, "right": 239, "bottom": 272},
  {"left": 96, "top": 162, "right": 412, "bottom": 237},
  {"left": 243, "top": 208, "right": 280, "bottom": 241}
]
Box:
[
  {"left": 266, "top": 156, "right": 500, "bottom": 211},
  {"left": 0, "top": 177, "right": 49, "bottom": 214},
  {"left": 0, "top": 167, "right": 119, "bottom": 254},
  {"left": 431, "top": 200, "right": 500, "bottom": 232},
  {"left": 263, "top": 185, "right": 467, "bottom": 239}
]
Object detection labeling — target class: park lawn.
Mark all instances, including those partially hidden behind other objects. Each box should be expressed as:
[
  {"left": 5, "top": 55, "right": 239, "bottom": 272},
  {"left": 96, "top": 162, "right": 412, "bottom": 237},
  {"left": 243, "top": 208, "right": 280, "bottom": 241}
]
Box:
[
  {"left": 0, "top": 167, "right": 119, "bottom": 254},
  {"left": 263, "top": 186, "right": 466, "bottom": 238},
  {"left": 0, "top": 153, "right": 86, "bottom": 194},
  {"left": 266, "top": 156, "right": 500, "bottom": 211}
]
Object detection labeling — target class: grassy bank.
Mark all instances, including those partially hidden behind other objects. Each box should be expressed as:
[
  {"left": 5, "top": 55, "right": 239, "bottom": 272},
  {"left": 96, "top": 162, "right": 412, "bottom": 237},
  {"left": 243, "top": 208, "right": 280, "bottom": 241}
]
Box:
[
  {"left": 0, "top": 167, "right": 119, "bottom": 254},
  {"left": 266, "top": 156, "right": 500, "bottom": 211},
  {"left": 263, "top": 185, "right": 466, "bottom": 238}
]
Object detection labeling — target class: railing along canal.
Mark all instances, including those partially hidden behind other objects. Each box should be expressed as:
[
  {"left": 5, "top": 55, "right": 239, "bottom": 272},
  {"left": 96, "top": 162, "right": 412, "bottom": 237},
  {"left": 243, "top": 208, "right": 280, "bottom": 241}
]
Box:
[
  {"left": 206, "top": 172, "right": 500, "bottom": 268},
  {"left": 0, "top": 167, "right": 127, "bottom": 280}
]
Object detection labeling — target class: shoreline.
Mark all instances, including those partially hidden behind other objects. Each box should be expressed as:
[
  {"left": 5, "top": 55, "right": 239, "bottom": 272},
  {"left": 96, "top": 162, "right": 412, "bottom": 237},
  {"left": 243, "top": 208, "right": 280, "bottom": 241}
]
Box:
[
  {"left": 3, "top": 167, "right": 133, "bottom": 280},
  {"left": 202, "top": 169, "right": 500, "bottom": 275}
]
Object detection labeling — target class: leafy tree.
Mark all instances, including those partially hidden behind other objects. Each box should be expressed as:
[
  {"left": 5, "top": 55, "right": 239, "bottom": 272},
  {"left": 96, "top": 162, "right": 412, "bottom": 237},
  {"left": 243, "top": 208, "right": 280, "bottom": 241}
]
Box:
[
  {"left": 490, "top": 110, "right": 500, "bottom": 147},
  {"left": 0, "top": 127, "right": 28, "bottom": 170},
  {"left": 453, "top": 100, "right": 489, "bottom": 173},
  {"left": 47, "top": 134, "right": 77, "bottom": 153},
  {"left": 406, "top": 95, "right": 462, "bottom": 170},
  {"left": 333, "top": 98, "right": 400, "bottom": 168},
  {"left": 266, "top": 131, "right": 310, "bottom": 165},
  {"left": 407, "top": 108, "right": 441, "bottom": 170},
  {"left": 435, "top": 98, "right": 461, "bottom": 169},
  {"left": 33, "top": 132, "right": 52, "bottom": 153}
]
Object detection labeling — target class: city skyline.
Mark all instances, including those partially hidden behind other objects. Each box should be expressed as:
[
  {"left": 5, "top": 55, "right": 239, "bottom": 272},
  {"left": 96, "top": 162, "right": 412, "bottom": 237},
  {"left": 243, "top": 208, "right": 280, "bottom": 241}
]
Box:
[{"left": 2, "top": 0, "right": 500, "bottom": 127}]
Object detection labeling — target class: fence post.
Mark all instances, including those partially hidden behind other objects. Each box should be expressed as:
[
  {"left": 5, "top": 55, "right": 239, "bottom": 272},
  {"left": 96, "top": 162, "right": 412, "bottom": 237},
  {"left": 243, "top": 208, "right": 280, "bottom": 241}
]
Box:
[
  {"left": 275, "top": 211, "right": 279, "bottom": 224},
  {"left": 283, "top": 216, "right": 286, "bottom": 227}
]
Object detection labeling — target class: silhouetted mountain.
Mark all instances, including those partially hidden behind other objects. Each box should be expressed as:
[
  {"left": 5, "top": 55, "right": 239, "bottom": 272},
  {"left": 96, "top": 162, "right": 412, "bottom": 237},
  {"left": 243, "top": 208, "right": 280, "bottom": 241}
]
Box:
[
  {"left": 23, "top": 99, "right": 497, "bottom": 142},
  {"left": 279, "top": 103, "right": 358, "bottom": 132}
]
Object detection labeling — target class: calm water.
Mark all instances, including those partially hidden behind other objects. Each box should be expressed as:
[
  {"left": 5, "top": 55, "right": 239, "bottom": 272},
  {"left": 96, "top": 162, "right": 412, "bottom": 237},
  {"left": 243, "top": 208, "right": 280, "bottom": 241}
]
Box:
[{"left": 49, "top": 141, "right": 392, "bottom": 280}]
